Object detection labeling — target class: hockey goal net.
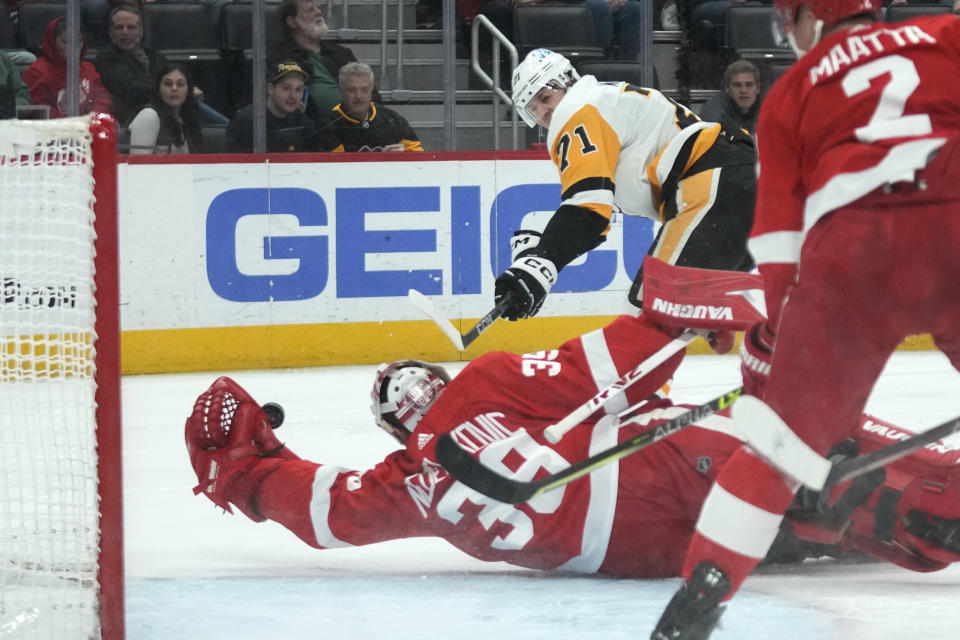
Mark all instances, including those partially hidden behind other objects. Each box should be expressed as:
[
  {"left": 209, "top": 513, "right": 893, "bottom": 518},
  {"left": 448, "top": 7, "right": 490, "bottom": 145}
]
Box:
[{"left": 0, "top": 115, "right": 123, "bottom": 639}]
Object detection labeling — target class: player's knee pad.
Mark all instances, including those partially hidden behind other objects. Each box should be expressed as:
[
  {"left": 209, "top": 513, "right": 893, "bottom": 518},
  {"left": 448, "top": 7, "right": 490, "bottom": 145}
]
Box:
[{"left": 732, "top": 396, "right": 832, "bottom": 490}]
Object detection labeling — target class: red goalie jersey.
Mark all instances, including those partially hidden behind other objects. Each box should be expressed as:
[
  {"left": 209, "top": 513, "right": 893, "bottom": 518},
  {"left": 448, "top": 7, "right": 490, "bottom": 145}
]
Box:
[{"left": 187, "top": 314, "right": 960, "bottom": 578}]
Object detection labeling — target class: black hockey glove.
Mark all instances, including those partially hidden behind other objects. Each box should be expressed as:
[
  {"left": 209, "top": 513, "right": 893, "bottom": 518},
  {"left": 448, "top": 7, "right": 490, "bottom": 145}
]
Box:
[{"left": 494, "top": 255, "right": 558, "bottom": 321}]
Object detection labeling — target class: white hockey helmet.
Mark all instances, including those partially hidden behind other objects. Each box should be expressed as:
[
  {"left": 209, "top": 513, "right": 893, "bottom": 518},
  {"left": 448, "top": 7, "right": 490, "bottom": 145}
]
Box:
[
  {"left": 371, "top": 360, "right": 451, "bottom": 444},
  {"left": 512, "top": 48, "right": 580, "bottom": 128}
]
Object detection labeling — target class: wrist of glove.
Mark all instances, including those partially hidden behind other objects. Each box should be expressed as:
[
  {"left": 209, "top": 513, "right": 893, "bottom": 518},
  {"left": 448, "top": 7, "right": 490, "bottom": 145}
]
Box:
[
  {"left": 494, "top": 255, "right": 557, "bottom": 321},
  {"left": 510, "top": 229, "right": 542, "bottom": 262},
  {"left": 740, "top": 322, "right": 775, "bottom": 397}
]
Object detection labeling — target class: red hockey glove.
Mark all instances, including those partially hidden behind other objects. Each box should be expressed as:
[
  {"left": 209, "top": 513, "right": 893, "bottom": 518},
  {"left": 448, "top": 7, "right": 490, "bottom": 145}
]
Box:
[
  {"left": 185, "top": 376, "right": 299, "bottom": 521},
  {"left": 706, "top": 330, "right": 735, "bottom": 355},
  {"left": 740, "top": 322, "right": 775, "bottom": 397}
]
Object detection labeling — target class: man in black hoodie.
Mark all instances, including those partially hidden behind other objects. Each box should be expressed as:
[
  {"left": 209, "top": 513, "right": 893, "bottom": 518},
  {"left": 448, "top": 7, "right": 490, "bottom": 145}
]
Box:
[
  {"left": 698, "top": 59, "right": 762, "bottom": 136},
  {"left": 223, "top": 60, "right": 321, "bottom": 153}
]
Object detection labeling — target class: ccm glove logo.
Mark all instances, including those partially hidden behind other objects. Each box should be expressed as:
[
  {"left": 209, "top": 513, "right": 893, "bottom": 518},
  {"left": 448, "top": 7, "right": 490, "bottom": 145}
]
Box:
[
  {"left": 520, "top": 256, "right": 558, "bottom": 287},
  {"left": 494, "top": 255, "right": 558, "bottom": 321}
]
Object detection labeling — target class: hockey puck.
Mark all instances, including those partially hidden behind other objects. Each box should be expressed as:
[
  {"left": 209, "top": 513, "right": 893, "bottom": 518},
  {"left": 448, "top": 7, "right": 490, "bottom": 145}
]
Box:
[{"left": 262, "top": 402, "right": 285, "bottom": 429}]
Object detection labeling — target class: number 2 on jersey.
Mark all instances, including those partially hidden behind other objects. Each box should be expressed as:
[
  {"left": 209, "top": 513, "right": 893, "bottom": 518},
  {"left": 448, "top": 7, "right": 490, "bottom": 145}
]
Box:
[{"left": 841, "top": 54, "right": 932, "bottom": 143}]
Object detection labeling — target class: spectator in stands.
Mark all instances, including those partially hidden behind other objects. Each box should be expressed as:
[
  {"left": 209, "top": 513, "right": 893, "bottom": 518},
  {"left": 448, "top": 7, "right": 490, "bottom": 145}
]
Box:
[
  {"left": 698, "top": 58, "right": 760, "bottom": 135},
  {"left": 223, "top": 59, "right": 322, "bottom": 153},
  {"left": 0, "top": 50, "right": 32, "bottom": 119},
  {"left": 271, "top": 0, "right": 375, "bottom": 118},
  {"left": 94, "top": 6, "right": 165, "bottom": 125},
  {"left": 95, "top": 6, "right": 227, "bottom": 126},
  {"left": 591, "top": 0, "right": 643, "bottom": 60},
  {"left": 22, "top": 16, "right": 112, "bottom": 119},
  {"left": 953, "top": 0, "right": 960, "bottom": 17},
  {"left": 320, "top": 62, "right": 422, "bottom": 152},
  {"left": 128, "top": 62, "right": 202, "bottom": 154}
]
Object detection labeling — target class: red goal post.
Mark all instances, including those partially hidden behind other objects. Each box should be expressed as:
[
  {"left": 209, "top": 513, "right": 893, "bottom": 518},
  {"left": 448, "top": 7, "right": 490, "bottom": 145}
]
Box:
[{"left": 0, "top": 114, "right": 123, "bottom": 639}]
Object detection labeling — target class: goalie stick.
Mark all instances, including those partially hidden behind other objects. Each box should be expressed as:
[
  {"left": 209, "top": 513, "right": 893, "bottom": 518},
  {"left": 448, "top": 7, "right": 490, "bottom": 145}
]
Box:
[
  {"left": 544, "top": 331, "right": 696, "bottom": 443},
  {"left": 435, "top": 387, "right": 744, "bottom": 504},
  {"left": 544, "top": 257, "right": 765, "bottom": 444},
  {"left": 408, "top": 289, "right": 512, "bottom": 350},
  {"left": 818, "top": 414, "right": 960, "bottom": 504}
]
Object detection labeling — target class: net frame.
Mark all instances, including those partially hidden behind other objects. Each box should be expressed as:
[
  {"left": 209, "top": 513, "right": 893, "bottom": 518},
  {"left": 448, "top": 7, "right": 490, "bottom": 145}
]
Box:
[{"left": 0, "top": 114, "right": 123, "bottom": 640}]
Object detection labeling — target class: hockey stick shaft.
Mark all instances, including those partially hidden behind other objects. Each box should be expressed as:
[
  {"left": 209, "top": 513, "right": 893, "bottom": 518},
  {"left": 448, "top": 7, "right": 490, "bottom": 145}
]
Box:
[
  {"left": 461, "top": 296, "right": 512, "bottom": 348},
  {"left": 436, "top": 387, "right": 743, "bottom": 504},
  {"left": 821, "top": 414, "right": 960, "bottom": 494},
  {"left": 543, "top": 331, "right": 696, "bottom": 443},
  {"left": 408, "top": 289, "right": 511, "bottom": 350}
]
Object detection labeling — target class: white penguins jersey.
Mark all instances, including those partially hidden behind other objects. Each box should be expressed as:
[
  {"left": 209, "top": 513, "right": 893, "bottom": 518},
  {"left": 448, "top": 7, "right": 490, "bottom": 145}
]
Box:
[{"left": 545, "top": 75, "right": 722, "bottom": 225}]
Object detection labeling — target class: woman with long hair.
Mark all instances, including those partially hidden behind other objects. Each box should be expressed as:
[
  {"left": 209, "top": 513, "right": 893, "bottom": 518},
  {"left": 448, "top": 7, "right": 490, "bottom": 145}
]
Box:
[{"left": 128, "top": 62, "right": 203, "bottom": 154}]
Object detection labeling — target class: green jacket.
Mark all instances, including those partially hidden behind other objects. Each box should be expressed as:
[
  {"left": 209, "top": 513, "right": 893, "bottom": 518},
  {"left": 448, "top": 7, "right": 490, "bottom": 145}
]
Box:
[{"left": 0, "top": 52, "right": 32, "bottom": 119}]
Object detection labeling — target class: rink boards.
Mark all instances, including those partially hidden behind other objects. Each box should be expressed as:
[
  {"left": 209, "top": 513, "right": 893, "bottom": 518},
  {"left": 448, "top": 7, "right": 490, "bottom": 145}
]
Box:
[{"left": 116, "top": 152, "right": 933, "bottom": 373}]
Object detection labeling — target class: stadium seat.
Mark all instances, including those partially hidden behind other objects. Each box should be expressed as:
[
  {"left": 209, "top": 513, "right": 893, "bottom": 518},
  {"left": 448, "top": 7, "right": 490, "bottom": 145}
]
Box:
[
  {"left": 142, "top": 2, "right": 220, "bottom": 61},
  {"left": 17, "top": 1, "right": 66, "bottom": 55},
  {"left": 884, "top": 4, "right": 950, "bottom": 22},
  {"left": 1, "top": 3, "right": 17, "bottom": 49},
  {"left": 220, "top": 2, "right": 286, "bottom": 56},
  {"left": 724, "top": 4, "right": 793, "bottom": 65},
  {"left": 200, "top": 124, "right": 227, "bottom": 154},
  {"left": 513, "top": 3, "right": 606, "bottom": 65},
  {"left": 576, "top": 60, "right": 660, "bottom": 89}
]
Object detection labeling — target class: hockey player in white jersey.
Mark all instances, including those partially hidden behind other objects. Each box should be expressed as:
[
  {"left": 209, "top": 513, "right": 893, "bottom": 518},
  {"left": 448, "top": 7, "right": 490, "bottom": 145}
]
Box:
[{"left": 495, "top": 49, "right": 757, "bottom": 325}]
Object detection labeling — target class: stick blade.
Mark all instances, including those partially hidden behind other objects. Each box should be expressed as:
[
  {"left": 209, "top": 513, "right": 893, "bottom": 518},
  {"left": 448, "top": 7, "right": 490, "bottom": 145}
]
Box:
[
  {"left": 407, "top": 289, "right": 465, "bottom": 350},
  {"left": 435, "top": 433, "right": 537, "bottom": 504}
]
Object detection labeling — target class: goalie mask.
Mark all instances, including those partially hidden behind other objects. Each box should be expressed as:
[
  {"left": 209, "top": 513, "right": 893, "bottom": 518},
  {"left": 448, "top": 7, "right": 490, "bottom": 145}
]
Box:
[
  {"left": 371, "top": 360, "right": 451, "bottom": 444},
  {"left": 773, "top": 0, "right": 880, "bottom": 56},
  {"left": 511, "top": 48, "right": 580, "bottom": 128}
]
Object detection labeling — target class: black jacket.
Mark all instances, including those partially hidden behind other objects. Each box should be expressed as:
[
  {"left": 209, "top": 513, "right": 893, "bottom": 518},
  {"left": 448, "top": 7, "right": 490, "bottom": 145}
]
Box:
[
  {"left": 223, "top": 104, "right": 322, "bottom": 153},
  {"left": 319, "top": 103, "right": 422, "bottom": 152},
  {"left": 698, "top": 91, "right": 760, "bottom": 136},
  {"left": 94, "top": 45, "right": 168, "bottom": 126}
]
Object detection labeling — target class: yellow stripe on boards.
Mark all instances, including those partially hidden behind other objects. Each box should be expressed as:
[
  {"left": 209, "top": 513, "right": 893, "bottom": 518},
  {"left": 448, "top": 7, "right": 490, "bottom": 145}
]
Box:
[{"left": 119, "top": 322, "right": 939, "bottom": 374}]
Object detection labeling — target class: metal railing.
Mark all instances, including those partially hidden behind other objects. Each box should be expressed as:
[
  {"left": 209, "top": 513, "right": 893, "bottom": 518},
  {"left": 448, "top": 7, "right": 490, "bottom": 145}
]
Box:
[
  {"left": 470, "top": 15, "right": 519, "bottom": 150},
  {"left": 50, "top": 0, "right": 678, "bottom": 152}
]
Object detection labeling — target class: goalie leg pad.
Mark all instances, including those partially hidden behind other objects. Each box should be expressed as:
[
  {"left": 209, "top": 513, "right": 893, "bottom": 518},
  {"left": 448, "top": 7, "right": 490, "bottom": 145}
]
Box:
[{"left": 732, "top": 395, "right": 833, "bottom": 490}]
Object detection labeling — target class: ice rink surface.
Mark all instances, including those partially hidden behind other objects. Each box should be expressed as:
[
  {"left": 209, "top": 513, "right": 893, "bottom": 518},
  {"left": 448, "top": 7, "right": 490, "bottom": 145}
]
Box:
[{"left": 123, "top": 350, "right": 960, "bottom": 639}]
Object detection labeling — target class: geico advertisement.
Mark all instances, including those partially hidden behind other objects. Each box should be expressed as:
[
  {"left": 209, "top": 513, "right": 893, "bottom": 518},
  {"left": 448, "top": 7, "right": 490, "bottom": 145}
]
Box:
[{"left": 118, "top": 159, "right": 655, "bottom": 331}]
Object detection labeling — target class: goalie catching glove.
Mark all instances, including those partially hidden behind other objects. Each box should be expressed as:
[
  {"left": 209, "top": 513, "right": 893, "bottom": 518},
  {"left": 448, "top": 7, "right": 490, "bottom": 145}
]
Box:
[{"left": 185, "top": 376, "right": 301, "bottom": 521}]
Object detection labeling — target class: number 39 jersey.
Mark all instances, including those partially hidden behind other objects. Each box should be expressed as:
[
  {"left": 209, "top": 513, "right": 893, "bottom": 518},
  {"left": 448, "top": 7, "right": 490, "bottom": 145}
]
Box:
[
  {"left": 302, "top": 314, "right": 742, "bottom": 578},
  {"left": 750, "top": 15, "right": 960, "bottom": 274}
]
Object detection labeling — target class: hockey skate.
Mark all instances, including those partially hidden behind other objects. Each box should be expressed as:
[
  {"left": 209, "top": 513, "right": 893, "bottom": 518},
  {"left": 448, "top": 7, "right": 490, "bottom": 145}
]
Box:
[{"left": 650, "top": 563, "right": 730, "bottom": 640}]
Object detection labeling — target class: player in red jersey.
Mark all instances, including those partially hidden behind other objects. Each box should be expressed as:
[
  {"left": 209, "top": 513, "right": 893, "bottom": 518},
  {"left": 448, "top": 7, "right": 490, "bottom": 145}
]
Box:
[
  {"left": 653, "top": 2, "right": 960, "bottom": 638},
  {"left": 185, "top": 310, "right": 960, "bottom": 586}
]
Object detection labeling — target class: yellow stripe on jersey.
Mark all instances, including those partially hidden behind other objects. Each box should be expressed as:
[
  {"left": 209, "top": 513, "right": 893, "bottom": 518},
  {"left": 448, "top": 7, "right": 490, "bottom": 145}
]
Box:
[
  {"left": 646, "top": 123, "right": 722, "bottom": 221},
  {"left": 683, "top": 124, "right": 721, "bottom": 176},
  {"left": 550, "top": 103, "right": 620, "bottom": 221},
  {"left": 650, "top": 168, "right": 720, "bottom": 263}
]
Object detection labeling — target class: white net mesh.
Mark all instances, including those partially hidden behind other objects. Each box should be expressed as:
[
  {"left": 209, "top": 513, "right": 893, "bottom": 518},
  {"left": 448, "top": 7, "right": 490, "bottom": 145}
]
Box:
[{"left": 0, "top": 116, "right": 102, "bottom": 639}]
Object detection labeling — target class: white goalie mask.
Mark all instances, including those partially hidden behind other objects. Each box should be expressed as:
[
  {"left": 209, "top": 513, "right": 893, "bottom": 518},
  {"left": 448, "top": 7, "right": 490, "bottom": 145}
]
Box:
[
  {"left": 371, "top": 360, "right": 451, "bottom": 444},
  {"left": 512, "top": 48, "right": 580, "bottom": 128}
]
